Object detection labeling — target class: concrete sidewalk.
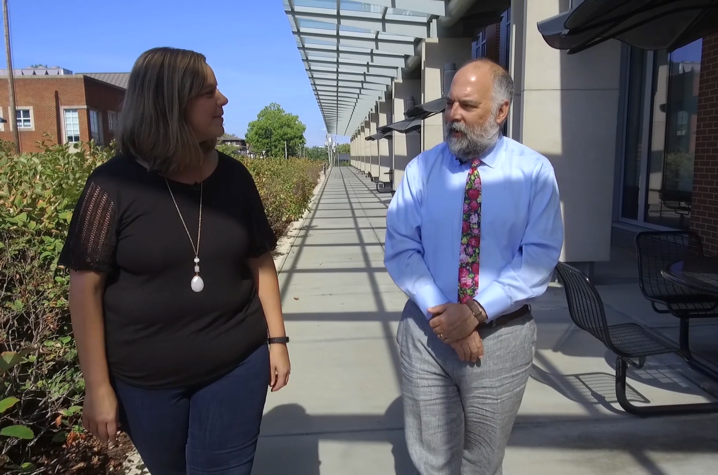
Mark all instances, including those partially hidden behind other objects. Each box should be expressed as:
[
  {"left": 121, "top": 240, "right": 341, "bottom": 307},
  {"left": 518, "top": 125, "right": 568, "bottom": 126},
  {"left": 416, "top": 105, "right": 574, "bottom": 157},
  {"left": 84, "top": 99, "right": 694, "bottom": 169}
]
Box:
[{"left": 251, "top": 167, "right": 718, "bottom": 475}]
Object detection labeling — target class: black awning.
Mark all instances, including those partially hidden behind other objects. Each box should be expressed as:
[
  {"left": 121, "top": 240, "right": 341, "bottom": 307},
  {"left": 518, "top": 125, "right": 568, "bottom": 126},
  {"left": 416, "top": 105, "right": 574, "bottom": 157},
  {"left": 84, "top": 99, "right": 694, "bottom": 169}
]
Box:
[
  {"left": 405, "top": 98, "right": 446, "bottom": 119},
  {"left": 537, "top": 0, "right": 718, "bottom": 54},
  {"left": 365, "top": 130, "right": 393, "bottom": 141},
  {"left": 379, "top": 118, "right": 422, "bottom": 134}
]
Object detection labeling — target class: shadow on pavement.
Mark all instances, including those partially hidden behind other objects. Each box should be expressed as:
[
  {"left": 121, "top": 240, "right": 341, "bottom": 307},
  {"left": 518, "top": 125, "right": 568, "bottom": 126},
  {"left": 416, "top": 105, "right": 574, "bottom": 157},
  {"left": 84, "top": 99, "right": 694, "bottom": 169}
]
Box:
[{"left": 252, "top": 398, "right": 417, "bottom": 475}]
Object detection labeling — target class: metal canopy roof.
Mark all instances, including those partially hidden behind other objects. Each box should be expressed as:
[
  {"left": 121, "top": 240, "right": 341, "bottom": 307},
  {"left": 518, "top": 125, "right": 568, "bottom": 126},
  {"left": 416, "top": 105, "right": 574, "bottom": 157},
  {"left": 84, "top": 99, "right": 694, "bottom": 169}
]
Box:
[{"left": 284, "top": 0, "right": 445, "bottom": 136}]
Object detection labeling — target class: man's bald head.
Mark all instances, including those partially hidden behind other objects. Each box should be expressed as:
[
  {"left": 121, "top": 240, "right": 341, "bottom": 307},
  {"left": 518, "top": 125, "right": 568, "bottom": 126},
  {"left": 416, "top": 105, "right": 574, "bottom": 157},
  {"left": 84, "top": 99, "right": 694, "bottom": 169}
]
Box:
[
  {"left": 444, "top": 59, "right": 513, "bottom": 161},
  {"left": 452, "top": 59, "right": 514, "bottom": 112}
]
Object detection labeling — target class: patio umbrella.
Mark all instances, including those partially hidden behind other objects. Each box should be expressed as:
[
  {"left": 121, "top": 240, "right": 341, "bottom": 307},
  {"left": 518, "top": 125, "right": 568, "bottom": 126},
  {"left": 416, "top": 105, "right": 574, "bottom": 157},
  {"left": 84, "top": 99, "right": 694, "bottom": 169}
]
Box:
[{"left": 538, "top": 0, "right": 718, "bottom": 54}]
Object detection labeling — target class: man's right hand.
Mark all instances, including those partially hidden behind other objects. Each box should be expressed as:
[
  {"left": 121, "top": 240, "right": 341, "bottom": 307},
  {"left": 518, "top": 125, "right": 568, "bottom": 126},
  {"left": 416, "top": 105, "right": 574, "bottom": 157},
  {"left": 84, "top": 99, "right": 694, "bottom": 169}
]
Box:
[
  {"left": 83, "top": 384, "right": 119, "bottom": 444},
  {"left": 449, "top": 330, "right": 484, "bottom": 362}
]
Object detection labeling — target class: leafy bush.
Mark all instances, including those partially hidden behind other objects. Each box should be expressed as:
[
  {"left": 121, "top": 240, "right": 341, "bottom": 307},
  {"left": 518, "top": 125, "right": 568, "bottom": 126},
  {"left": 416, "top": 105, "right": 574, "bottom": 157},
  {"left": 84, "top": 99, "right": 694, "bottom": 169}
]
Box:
[
  {"left": 239, "top": 157, "right": 322, "bottom": 237},
  {"left": 216, "top": 142, "right": 240, "bottom": 157},
  {"left": 0, "top": 140, "right": 321, "bottom": 473},
  {"left": 0, "top": 139, "right": 112, "bottom": 473}
]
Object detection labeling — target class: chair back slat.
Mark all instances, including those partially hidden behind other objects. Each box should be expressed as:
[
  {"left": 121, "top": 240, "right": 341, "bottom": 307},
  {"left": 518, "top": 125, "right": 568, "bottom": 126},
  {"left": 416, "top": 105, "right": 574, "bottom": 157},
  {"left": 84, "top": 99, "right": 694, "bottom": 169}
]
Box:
[
  {"left": 635, "top": 231, "right": 704, "bottom": 300},
  {"left": 555, "top": 262, "right": 613, "bottom": 347}
]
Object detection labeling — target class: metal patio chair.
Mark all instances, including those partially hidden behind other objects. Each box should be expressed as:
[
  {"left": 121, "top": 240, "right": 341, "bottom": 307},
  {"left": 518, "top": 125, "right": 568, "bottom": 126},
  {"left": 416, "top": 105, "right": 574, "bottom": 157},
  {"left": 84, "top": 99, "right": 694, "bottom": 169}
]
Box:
[
  {"left": 555, "top": 262, "right": 718, "bottom": 416},
  {"left": 634, "top": 231, "right": 718, "bottom": 359}
]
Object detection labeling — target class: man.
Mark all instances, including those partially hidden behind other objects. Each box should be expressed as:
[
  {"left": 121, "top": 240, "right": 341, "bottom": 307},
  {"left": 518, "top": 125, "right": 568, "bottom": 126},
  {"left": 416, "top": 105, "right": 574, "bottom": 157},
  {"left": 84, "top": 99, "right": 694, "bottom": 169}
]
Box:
[{"left": 384, "top": 59, "right": 563, "bottom": 474}]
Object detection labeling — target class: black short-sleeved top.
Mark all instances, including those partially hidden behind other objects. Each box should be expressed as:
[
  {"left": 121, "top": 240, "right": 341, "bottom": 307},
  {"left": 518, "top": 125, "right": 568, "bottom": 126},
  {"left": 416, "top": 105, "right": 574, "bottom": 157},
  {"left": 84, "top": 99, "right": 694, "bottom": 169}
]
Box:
[{"left": 58, "top": 152, "right": 277, "bottom": 389}]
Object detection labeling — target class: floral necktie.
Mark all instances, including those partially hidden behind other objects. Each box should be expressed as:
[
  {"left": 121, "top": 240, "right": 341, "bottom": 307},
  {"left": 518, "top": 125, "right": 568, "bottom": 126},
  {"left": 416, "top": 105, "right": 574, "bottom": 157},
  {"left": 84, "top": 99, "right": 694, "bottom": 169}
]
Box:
[{"left": 458, "top": 158, "right": 482, "bottom": 304}]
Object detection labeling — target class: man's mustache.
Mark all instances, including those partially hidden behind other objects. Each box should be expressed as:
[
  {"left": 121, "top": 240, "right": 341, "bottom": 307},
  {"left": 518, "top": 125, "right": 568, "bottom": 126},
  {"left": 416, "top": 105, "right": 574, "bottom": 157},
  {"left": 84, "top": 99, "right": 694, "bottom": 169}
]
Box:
[{"left": 448, "top": 122, "right": 469, "bottom": 134}]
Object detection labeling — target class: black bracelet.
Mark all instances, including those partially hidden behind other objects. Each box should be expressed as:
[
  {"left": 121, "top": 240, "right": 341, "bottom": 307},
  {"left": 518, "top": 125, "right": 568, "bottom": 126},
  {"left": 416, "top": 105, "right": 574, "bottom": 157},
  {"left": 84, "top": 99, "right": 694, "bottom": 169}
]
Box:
[{"left": 268, "top": 336, "right": 289, "bottom": 344}]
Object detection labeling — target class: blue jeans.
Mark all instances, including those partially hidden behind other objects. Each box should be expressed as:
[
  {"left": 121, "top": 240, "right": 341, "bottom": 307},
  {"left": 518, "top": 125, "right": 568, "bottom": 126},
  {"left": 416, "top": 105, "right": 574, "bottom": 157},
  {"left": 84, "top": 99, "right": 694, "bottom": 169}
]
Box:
[{"left": 114, "top": 344, "right": 270, "bottom": 475}]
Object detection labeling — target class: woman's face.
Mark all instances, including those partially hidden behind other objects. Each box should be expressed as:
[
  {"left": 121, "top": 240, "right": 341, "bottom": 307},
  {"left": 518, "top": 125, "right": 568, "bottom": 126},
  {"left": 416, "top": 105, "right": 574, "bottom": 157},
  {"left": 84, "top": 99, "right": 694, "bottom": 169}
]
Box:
[{"left": 186, "top": 64, "right": 228, "bottom": 143}]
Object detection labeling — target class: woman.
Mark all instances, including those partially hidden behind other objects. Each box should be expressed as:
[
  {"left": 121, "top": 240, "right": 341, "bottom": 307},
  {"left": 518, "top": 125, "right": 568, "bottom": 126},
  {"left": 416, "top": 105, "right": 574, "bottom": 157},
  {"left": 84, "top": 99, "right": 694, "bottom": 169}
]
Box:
[{"left": 59, "top": 47, "right": 290, "bottom": 475}]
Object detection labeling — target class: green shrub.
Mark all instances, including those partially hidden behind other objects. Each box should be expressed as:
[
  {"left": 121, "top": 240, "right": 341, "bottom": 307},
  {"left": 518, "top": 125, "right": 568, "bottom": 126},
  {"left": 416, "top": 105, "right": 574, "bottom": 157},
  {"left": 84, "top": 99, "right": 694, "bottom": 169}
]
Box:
[
  {"left": 0, "top": 140, "right": 321, "bottom": 472},
  {"left": 216, "top": 142, "right": 240, "bottom": 157},
  {"left": 239, "top": 157, "right": 322, "bottom": 237},
  {"left": 0, "top": 139, "right": 111, "bottom": 473}
]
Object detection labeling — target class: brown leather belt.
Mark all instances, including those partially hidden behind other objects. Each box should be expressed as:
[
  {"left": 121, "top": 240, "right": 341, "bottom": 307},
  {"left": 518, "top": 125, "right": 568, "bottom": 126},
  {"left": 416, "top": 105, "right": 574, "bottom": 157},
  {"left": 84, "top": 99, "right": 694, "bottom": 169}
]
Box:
[{"left": 483, "top": 305, "right": 530, "bottom": 328}]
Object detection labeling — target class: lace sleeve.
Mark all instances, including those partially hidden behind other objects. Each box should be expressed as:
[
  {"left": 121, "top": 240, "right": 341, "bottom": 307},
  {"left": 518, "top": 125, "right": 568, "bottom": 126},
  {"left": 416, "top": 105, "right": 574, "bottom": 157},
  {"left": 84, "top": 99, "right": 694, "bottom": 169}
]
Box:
[{"left": 58, "top": 180, "right": 118, "bottom": 273}]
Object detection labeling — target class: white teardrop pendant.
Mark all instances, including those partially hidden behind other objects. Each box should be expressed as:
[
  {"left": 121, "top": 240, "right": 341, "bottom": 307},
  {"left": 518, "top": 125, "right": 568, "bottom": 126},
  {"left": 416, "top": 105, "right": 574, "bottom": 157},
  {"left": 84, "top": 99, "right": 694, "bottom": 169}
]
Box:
[
  {"left": 191, "top": 275, "right": 204, "bottom": 292},
  {"left": 191, "top": 257, "right": 204, "bottom": 292}
]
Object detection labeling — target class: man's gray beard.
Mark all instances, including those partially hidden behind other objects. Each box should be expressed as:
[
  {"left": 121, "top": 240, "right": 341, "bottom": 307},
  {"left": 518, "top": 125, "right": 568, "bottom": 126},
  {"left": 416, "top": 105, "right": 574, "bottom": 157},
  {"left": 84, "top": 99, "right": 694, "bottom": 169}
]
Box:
[{"left": 446, "top": 119, "right": 501, "bottom": 163}]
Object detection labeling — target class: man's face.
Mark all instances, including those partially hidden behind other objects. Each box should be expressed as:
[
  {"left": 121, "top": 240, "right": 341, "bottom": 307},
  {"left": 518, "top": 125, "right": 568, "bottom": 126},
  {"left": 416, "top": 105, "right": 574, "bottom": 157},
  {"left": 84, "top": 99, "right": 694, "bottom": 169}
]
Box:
[{"left": 444, "top": 64, "right": 507, "bottom": 162}]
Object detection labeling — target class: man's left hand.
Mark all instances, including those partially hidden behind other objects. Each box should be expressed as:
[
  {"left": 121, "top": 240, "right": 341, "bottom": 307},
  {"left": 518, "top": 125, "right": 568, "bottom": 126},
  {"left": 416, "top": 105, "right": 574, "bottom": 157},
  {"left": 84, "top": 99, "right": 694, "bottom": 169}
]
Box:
[{"left": 428, "top": 303, "right": 477, "bottom": 344}]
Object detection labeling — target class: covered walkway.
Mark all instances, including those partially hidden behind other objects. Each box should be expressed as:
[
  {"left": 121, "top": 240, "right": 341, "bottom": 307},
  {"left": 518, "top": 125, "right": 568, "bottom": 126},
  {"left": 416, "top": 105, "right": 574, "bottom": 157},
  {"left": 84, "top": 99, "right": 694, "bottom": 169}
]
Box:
[{"left": 250, "top": 166, "right": 718, "bottom": 475}]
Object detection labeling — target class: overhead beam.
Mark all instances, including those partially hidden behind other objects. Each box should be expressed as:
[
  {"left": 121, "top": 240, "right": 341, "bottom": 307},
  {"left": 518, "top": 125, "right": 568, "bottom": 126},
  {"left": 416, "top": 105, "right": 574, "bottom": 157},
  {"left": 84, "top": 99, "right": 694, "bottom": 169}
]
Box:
[
  {"left": 295, "top": 29, "right": 416, "bottom": 55},
  {"left": 293, "top": 8, "right": 430, "bottom": 38},
  {"left": 302, "top": 50, "right": 407, "bottom": 68},
  {"left": 359, "top": 0, "right": 446, "bottom": 16},
  {"left": 313, "top": 79, "right": 387, "bottom": 91}
]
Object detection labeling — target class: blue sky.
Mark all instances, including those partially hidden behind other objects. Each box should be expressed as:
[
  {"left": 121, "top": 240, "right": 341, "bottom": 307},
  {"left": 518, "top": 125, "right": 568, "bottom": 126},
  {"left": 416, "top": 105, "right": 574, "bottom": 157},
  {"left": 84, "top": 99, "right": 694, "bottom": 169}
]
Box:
[{"left": 10, "top": 0, "right": 345, "bottom": 146}]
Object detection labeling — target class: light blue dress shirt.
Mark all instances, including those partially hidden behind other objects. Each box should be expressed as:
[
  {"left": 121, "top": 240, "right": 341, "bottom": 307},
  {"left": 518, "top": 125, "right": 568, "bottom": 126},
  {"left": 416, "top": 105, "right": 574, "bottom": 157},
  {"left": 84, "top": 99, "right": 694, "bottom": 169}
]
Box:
[{"left": 384, "top": 135, "right": 564, "bottom": 321}]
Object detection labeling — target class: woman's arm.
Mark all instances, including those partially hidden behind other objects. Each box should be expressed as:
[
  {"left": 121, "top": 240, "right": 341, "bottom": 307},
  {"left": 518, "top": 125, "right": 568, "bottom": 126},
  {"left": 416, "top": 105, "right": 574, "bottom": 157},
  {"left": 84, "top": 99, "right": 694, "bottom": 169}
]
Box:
[
  {"left": 248, "top": 252, "right": 286, "bottom": 338},
  {"left": 248, "top": 252, "right": 290, "bottom": 392},
  {"left": 68, "top": 270, "right": 119, "bottom": 443}
]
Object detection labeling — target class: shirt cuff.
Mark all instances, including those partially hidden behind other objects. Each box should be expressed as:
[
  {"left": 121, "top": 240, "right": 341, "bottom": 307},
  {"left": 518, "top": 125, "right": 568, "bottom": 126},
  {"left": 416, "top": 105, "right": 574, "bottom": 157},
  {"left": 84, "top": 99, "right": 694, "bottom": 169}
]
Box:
[
  {"left": 475, "top": 282, "right": 512, "bottom": 322},
  {"left": 415, "top": 283, "right": 450, "bottom": 320}
]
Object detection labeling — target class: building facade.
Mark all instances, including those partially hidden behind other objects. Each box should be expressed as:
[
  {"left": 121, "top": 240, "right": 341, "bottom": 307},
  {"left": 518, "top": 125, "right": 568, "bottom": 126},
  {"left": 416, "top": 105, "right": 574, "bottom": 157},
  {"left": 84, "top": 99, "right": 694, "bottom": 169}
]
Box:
[
  {"left": 0, "top": 67, "right": 126, "bottom": 152},
  {"left": 340, "top": 1, "right": 718, "bottom": 260}
]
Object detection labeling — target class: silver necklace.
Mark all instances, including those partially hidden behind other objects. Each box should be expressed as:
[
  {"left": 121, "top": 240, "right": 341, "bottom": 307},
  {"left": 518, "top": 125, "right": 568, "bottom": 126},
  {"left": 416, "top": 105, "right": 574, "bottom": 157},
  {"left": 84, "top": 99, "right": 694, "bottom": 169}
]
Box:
[{"left": 165, "top": 179, "right": 204, "bottom": 292}]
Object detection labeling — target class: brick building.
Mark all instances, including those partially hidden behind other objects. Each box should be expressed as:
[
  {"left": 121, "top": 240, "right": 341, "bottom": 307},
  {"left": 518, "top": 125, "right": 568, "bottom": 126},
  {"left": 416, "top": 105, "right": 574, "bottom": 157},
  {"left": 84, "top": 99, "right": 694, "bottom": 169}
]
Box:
[
  {"left": 691, "top": 34, "right": 718, "bottom": 255},
  {"left": 0, "top": 67, "right": 126, "bottom": 152}
]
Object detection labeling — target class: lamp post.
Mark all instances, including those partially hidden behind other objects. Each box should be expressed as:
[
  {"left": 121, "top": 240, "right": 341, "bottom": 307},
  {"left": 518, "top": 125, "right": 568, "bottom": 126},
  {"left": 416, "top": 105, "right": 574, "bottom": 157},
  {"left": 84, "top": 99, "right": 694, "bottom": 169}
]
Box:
[{"left": 3, "top": 0, "right": 19, "bottom": 154}]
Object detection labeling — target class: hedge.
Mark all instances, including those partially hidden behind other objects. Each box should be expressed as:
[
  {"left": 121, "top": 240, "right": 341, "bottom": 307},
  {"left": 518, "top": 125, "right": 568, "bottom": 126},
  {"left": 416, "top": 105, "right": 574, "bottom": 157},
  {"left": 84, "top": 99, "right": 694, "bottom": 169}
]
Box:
[{"left": 0, "top": 139, "right": 322, "bottom": 473}]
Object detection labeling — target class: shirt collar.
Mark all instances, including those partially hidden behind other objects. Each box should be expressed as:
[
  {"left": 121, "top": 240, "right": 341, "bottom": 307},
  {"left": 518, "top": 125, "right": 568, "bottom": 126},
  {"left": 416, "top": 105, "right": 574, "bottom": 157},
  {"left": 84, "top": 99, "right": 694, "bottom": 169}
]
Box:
[{"left": 447, "top": 134, "right": 504, "bottom": 170}]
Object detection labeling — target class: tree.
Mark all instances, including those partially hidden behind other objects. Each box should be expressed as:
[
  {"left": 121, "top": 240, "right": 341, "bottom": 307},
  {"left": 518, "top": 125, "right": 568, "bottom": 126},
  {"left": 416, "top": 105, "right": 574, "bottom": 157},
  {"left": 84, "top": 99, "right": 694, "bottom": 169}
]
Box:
[
  {"left": 305, "top": 146, "right": 328, "bottom": 161},
  {"left": 246, "top": 103, "right": 306, "bottom": 158},
  {"left": 337, "top": 143, "right": 350, "bottom": 155}
]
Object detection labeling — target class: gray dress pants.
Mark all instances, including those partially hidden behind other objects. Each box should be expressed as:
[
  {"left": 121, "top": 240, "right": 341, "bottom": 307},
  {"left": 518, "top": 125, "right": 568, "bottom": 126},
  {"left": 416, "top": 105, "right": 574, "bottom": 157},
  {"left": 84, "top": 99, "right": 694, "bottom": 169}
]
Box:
[{"left": 397, "top": 299, "right": 536, "bottom": 475}]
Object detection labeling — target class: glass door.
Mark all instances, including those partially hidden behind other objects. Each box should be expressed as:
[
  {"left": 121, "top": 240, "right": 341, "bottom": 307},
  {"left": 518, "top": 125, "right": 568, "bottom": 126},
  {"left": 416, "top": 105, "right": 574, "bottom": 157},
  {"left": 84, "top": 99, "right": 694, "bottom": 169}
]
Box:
[{"left": 618, "top": 39, "right": 703, "bottom": 230}]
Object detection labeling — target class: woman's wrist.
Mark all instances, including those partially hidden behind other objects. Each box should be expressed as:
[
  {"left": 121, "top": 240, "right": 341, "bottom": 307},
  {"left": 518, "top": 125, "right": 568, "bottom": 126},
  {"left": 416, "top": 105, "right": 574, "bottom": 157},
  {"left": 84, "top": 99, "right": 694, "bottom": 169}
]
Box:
[{"left": 268, "top": 336, "right": 289, "bottom": 344}]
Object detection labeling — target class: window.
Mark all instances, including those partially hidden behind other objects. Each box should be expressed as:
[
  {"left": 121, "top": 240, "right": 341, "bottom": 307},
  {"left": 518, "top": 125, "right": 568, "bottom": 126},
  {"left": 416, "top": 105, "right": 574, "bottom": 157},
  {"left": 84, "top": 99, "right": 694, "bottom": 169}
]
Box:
[
  {"left": 90, "top": 110, "right": 103, "bottom": 145},
  {"left": 619, "top": 39, "right": 702, "bottom": 230},
  {"left": 676, "top": 111, "right": 689, "bottom": 136},
  {"left": 472, "top": 30, "right": 487, "bottom": 59},
  {"left": 108, "top": 111, "right": 117, "bottom": 132},
  {"left": 64, "top": 109, "right": 80, "bottom": 143},
  {"left": 499, "top": 8, "right": 511, "bottom": 70},
  {"left": 16, "top": 109, "right": 32, "bottom": 129}
]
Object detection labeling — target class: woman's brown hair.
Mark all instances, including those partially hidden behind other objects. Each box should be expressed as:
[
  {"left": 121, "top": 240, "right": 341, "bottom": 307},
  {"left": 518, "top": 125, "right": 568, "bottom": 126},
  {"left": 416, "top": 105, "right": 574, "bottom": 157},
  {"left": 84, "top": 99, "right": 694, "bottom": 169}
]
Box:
[{"left": 116, "top": 47, "right": 216, "bottom": 174}]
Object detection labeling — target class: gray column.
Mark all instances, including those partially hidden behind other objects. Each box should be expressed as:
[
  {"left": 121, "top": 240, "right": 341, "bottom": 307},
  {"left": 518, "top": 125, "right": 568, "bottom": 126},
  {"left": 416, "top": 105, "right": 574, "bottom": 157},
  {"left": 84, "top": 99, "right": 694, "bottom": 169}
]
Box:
[
  {"left": 362, "top": 119, "right": 371, "bottom": 173},
  {"left": 421, "top": 37, "right": 473, "bottom": 151},
  {"left": 378, "top": 96, "right": 392, "bottom": 181},
  {"left": 360, "top": 125, "right": 366, "bottom": 173},
  {"left": 351, "top": 134, "right": 356, "bottom": 168},
  {"left": 392, "top": 79, "right": 422, "bottom": 189},
  {"left": 369, "top": 111, "right": 380, "bottom": 179},
  {"left": 513, "top": 0, "right": 622, "bottom": 264}
]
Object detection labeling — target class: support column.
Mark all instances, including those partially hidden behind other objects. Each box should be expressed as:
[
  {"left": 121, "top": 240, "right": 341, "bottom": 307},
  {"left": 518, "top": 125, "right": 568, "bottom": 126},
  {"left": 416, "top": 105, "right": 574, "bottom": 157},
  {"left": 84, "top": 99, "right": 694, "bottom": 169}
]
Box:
[
  {"left": 392, "top": 79, "right": 422, "bottom": 189},
  {"left": 351, "top": 135, "right": 356, "bottom": 168},
  {"left": 369, "top": 111, "right": 380, "bottom": 180},
  {"left": 378, "top": 96, "right": 392, "bottom": 182},
  {"left": 359, "top": 123, "right": 369, "bottom": 173},
  {"left": 421, "top": 37, "right": 473, "bottom": 151},
  {"left": 349, "top": 134, "right": 354, "bottom": 167},
  {"left": 513, "top": 0, "right": 622, "bottom": 264},
  {"left": 362, "top": 120, "right": 370, "bottom": 174}
]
